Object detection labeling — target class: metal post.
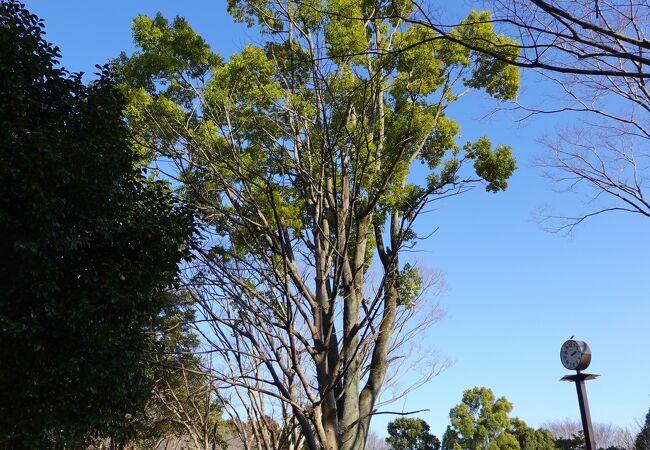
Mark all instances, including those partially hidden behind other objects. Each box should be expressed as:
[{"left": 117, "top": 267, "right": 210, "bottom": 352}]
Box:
[
  {"left": 561, "top": 372, "right": 598, "bottom": 450},
  {"left": 575, "top": 377, "right": 596, "bottom": 450}
]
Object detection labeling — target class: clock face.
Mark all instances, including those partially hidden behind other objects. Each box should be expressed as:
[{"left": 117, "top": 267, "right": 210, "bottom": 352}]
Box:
[{"left": 560, "top": 339, "right": 591, "bottom": 370}]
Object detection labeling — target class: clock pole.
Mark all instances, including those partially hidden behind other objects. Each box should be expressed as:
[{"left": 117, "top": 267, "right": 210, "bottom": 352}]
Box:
[
  {"left": 561, "top": 372, "right": 598, "bottom": 450},
  {"left": 559, "top": 339, "right": 598, "bottom": 450}
]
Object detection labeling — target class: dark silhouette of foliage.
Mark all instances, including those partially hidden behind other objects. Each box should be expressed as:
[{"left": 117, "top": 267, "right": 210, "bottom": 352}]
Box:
[
  {"left": 0, "top": 1, "right": 197, "bottom": 447},
  {"left": 636, "top": 408, "right": 650, "bottom": 450},
  {"left": 555, "top": 432, "right": 584, "bottom": 450}
]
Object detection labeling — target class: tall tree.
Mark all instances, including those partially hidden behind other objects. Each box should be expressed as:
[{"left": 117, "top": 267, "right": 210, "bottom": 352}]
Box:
[
  {"left": 115, "top": 2, "right": 519, "bottom": 449},
  {"left": 441, "top": 387, "right": 520, "bottom": 450},
  {"left": 387, "top": 418, "right": 440, "bottom": 450},
  {"left": 0, "top": 1, "right": 197, "bottom": 447}
]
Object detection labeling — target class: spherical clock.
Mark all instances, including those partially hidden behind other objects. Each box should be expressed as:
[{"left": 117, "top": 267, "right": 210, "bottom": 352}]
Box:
[{"left": 560, "top": 339, "right": 591, "bottom": 371}]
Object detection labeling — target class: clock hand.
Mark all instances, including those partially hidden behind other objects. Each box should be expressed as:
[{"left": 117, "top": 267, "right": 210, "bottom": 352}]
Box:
[{"left": 571, "top": 351, "right": 577, "bottom": 356}]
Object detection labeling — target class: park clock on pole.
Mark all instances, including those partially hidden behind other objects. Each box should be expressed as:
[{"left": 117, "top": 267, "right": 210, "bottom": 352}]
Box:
[
  {"left": 560, "top": 339, "right": 591, "bottom": 371},
  {"left": 560, "top": 338, "right": 597, "bottom": 450}
]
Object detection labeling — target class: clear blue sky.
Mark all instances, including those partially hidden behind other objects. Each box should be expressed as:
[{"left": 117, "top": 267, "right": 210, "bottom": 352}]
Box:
[{"left": 24, "top": 0, "right": 650, "bottom": 439}]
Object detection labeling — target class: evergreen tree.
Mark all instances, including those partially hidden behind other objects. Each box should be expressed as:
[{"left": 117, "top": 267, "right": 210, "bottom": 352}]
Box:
[
  {"left": 442, "top": 387, "right": 520, "bottom": 450},
  {"left": 0, "top": 2, "right": 196, "bottom": 447},
  {"left": 387, "top": 418, "right": 440, "bottom": 450}
]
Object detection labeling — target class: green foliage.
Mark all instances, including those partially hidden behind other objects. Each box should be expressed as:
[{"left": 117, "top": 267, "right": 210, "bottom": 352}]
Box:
[
  {"left": 0, "top": 2, "right": 197, "bottom": 447},
  {"left": 124, "top": 13, "right": 219, "bottom": 92},
  {"left": 442, "top": 389, "right": 562, "bottom": 450},
  {"left": 114, "top": 13, "right": 221, "bottom": 161},
  {"left": 116, "top": 3, "right": 519, "bottom": 261},
  {"left": 397, "top": 264, "right": 423, "bottom": 307},
  {"left": 464, "top": 138, "right": 517, "bottom": 192},
  {"left": 511, "top": 419, "right": 559, "bottom": 450},
  {"left": 456, "top": 11, "right": 520, "bottom": 100},
  {"left": 325, "top": 0, "right": 369, "bottom": 60},
  {"left": 387, "top": 418, "right": 440, "bottom": 450},
  {"left": 442, "top": 387, "right": 520, "bottom": 450}
]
